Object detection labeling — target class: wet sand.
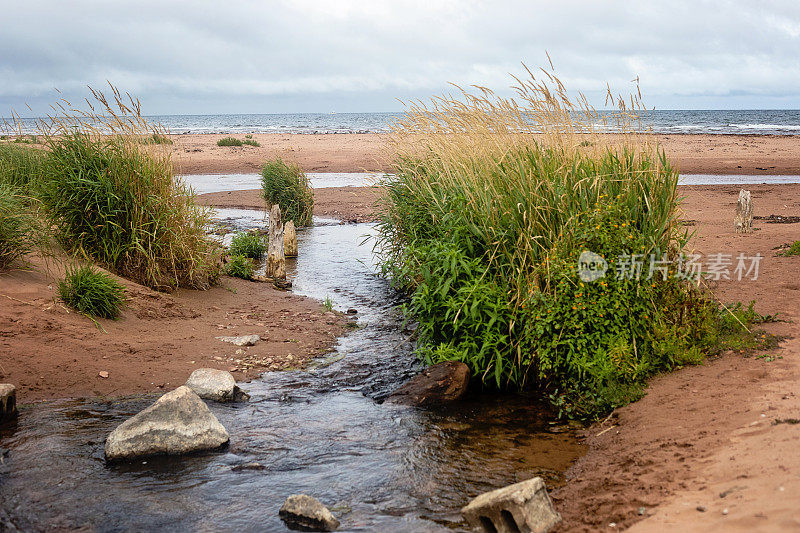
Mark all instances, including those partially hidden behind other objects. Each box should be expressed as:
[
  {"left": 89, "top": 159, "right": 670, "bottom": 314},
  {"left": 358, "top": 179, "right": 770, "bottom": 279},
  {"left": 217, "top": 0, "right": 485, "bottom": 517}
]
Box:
[{"left": 171, "top": 133, "right": 800, "bottom": 175}]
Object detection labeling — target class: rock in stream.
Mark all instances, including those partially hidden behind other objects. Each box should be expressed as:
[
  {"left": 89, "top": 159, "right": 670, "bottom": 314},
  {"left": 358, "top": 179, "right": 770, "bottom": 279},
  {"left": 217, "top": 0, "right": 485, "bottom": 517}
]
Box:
[{"left": 105, "top": 386, "right": 230, "bottom": 461}]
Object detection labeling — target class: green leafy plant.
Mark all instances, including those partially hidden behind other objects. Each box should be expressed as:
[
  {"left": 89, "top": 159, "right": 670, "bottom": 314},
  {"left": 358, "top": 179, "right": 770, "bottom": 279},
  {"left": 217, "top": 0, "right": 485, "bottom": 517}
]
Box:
[
  {"left": 245, "top": 134, "right": 253, "bottom": 139},
  {"left": 322, "top": 295, "right": 334, "bottom": 311},
  {"left": 225, "top": 254, "right": 255, "bottom": 280},
  {"left": 229, "top": 231, "right": 267, "bottom": 259},
  {"left": 217, "top": 137, "right": 243, "bottom": 147},
  {"left": 242, "top": 139, "right": 261, "bottom": 147},
  {"left": 261, "top": 158, "right": 314, "bottom": 226},
  {"left": 58, "top": 264, "right": 125, "bottom": 319},
  {"left": 376, "top": 66, "right": 772, "bottom": 419}
]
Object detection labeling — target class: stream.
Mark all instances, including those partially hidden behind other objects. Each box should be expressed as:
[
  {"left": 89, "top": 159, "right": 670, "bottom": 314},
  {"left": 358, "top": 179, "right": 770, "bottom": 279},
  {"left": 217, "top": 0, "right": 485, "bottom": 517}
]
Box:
[{"left": 0, "top": 189, "right": 585, "bottom": 532}]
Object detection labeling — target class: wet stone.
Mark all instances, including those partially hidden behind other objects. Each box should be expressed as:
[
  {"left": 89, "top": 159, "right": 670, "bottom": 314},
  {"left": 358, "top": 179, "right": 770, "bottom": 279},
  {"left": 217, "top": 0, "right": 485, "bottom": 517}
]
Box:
[
  {"left": 279, "top": 494, "right": 340, "bottom": 531},
  {"left": 105, "top": 386, "right": 230, "bottom": 461},
  {"left": 386, "top": 361, "right": 470, "bottom": 406}
]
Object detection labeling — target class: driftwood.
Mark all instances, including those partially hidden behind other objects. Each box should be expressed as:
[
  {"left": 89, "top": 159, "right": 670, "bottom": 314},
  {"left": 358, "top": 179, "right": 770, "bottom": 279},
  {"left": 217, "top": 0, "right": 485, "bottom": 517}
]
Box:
[
  {"left": 265, "top": 204, "right": 286, "bottom": 280},
  {"left": 734, "top": 189, "right": 754, "bottom": 233},
  {"left": 284, "top": 220, "right": 298, "bottom": 258}
]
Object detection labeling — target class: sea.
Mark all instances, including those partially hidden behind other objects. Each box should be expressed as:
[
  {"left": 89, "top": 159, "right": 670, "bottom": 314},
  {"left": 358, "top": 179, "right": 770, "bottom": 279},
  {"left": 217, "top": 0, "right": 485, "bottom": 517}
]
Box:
[{"left": 8, "top": 110, "right": 799, "bottom": 136}]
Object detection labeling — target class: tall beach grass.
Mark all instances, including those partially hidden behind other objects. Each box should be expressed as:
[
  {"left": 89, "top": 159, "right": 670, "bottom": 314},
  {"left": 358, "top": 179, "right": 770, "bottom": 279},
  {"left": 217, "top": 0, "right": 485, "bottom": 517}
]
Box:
[
  {"left": 377, "top": 66, "right": 728, "bottom": 417},
  {"left": 12, "top": 85, "right": 221, "bottom": 291}
]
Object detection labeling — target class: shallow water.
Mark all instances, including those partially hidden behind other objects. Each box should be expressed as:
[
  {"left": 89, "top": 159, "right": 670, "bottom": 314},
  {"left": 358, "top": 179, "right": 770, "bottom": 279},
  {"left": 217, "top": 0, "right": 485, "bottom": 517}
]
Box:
[
  {"left": 0, "top": 218, "right": 583, "bottom": 532},
  {"left": 183, "top": 172, "right": 800, "bottom": 197},
  {"left": 183, "top": 172, "right": 384, "bottom": 194}
]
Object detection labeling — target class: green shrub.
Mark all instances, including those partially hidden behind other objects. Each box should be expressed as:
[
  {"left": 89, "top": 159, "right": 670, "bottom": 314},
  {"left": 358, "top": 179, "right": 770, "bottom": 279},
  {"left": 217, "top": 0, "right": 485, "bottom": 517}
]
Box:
[
  {"left": 245, "top": 134, "right": 253, "bottom": 139},
  {"left": 38, "top": 132, "right": 220, "bottom": 291},
  {"left": 261, "top": 158, "right": 314, "bottom": 226},
  {"left": 780, "top": 241, "right": 800, "bottom": 256},
  {"left": 225, "top": 254, "right": 255, "bottom": 280},
  {"left": 0, "top": 143, "right": 50, "bottom": 188},
  {"left": 217, "top": 137, "right": 243, "bottom": 147},
  {"left": 229, "top": 232, "right": 267, "bottom": 259},
  {"left": 242, "top": 139, "right": 261, "bottom": 147},
  {"left": 58, "top": 264, "right": 125, "bottom": 319},
  {"left": 377, "top": 69, "right": 764, "bottom": 419},
  {"left": 0, "top": 183, "right": 43, "bottom": 268}
]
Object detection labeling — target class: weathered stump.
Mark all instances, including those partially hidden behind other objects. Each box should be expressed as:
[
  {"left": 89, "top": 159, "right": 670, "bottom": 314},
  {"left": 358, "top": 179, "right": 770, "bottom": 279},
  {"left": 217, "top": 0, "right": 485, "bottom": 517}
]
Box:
[
  {"left": 284, "top": 220, "right": 298, "bottom": 258},
  {"left": 265, "top": 204, "right": 286, "bottom": 280},
  {"left": 0, "top": 384, "right": 17, "bottom": 423},
  {"left": 734, "top": 189, "right": 754, "bottom": 233}
]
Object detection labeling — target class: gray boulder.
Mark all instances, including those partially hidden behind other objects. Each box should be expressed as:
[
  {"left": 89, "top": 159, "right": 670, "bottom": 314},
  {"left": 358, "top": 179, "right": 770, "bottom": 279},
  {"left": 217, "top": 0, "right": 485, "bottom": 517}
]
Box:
[
  {"left": 279, "top": 494, "right": 340, "bottom": 531},
  {"left": 185, "top": 368, "right": 248, "bottom": 402},
  {"left": 386, "top": 361, "right": 470, "bottom": 406},
  {"left": 105, "top": 386, "right": 229, "bottom": 461}
]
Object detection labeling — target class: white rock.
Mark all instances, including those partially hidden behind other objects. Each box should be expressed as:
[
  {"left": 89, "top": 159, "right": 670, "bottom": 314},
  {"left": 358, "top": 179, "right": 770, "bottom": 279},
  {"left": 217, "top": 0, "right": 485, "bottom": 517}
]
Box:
[
  {"left": 216, "top": 334, "right": 260, "bottom": 347},
  {"left": 105, "top": 386, "right": 229, "bottom": 461},
  {"left": 279, "top": 494, "right": 339, "bottom": 531},
  {"left": 185, "top": 368, "right": 237, "bottom": 402}
]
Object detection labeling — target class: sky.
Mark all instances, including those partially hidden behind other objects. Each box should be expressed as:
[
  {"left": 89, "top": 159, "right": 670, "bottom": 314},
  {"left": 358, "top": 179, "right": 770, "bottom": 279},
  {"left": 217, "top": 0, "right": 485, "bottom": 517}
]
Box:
[{"left": 2, "top": 0, "right": 799, "bottom": 116}]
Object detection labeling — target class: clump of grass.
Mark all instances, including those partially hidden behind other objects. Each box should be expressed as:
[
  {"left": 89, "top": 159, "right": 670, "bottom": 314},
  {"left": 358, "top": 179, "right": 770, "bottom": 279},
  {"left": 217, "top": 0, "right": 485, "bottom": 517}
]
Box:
[
  {"left": 377, "top": 64, "right": 758, "bottom": 419},
  {"left": 225, "top": 254, "right": 255, "bottom": 280},
  {"left": 779, "top": 241, "right": 800, "bottom": 256},
  {"left": 58, "top": 264, "right": 125, "bottom": 319},
  {"left": 0, "top": 143, "right": 50, "bottom": 188},
  {"left": 22, "top": 86, "right": 221, "bottom": 291},
  {"left": 322, "top": 295, "right": 334, "bottom": 311},
  {"left": 142, "top": 133, "right": 173, "bottom": 145},
  {"left": 0, "top": 183, "right": 45, "bottom": 268},
  {"left": 217, "top": 137, "right": 243, "bottom": 147},
  {"left": 242, "top": 139, "right": 261, "bottom": 147},
  {"left": 261, "top": 158, "right": 314, "bottom": 226},
  {"left": 245, "top": 134, "right": 253, "bottom": 139},
  {"left": 229, "top": 231, "right": 266, "bottom": 259}
]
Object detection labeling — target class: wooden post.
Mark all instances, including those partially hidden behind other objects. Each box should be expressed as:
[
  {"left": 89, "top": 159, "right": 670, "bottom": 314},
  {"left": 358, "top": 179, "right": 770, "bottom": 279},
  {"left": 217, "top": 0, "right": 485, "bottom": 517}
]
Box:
[
  {"left": 734, "top": 189, "right": 753, "bottom": 234},
  {"left": 284, "top": 220, "right": 298, "bottom": 258},
  {"left": 265, "top": 204, "right": 286, "bottom": 280}
]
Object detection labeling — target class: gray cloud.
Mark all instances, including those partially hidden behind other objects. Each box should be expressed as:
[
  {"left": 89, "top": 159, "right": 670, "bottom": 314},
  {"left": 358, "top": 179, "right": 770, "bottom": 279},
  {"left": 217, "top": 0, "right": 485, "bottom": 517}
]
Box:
[{"left": 2, "top": 0, "right": 799, "bottom": 114}]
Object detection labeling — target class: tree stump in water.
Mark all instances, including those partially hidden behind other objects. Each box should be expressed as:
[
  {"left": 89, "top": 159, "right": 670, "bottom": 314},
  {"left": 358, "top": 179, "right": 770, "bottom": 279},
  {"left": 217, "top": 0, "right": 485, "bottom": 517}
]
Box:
[
  {"left": 265, "top": 204, "right": 286, "bottom": 280},
  {"left": 734, "top": 189, "right": 754, "bottom": 234},
  {"left": 284, "top": 220, "right": 298, "bottom": 258}
]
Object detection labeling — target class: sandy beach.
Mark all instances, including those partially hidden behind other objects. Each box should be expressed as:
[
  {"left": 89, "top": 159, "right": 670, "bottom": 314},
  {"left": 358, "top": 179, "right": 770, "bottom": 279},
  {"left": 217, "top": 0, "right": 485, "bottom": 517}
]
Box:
[
  {"left": 171, "top": 133, "right": 800, "bottom": 175},
  {"left": 2, "top": 135, "right": 799, "bottom": 531}
]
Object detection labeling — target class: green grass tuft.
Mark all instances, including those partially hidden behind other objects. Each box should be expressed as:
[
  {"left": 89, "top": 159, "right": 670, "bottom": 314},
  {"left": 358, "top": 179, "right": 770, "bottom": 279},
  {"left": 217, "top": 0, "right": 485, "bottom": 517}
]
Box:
[
  {"left": 217, "top": 137, "right": 243, "bottom": 147},
  {"left": 261, "top": 158, "right": 314, "bottom": 226},
  {"left": 58, "top": 264, "right": 125, "bottom": 319},
  {"left": 780, "top": 241, "right": 800, "bottom": 256},
  {"left": 229, "top": 232, "right": 266, "bottom": 259},
  {"left": 0, "top": 143, "right": 51, "bottom": 188},
  {"left": 225, "top": 254, "right": 255, "bottom": 280},
  {"left": 242, "top": 139, "right": 261, "bottom": 147}
]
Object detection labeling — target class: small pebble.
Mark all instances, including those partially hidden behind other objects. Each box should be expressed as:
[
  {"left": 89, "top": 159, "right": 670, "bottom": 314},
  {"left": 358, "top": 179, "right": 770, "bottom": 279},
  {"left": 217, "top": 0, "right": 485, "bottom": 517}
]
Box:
[
  {"left": 609, "top": 523, "right": 616, "bottom": 528},
  {"left": 697, "top": 505, "right": 707, "bottom": 512},
  {"left": 637, "top": 507, "right": 646, "bottom": 516},
  {"left": 722, "top": 508, "right": 729, "bottom": 516}
]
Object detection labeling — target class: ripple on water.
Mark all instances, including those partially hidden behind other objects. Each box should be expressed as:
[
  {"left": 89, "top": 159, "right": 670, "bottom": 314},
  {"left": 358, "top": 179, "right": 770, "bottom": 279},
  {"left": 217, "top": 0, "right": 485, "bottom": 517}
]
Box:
[{"left": 0, "top": 216, "right": 584, "bottom": 532}]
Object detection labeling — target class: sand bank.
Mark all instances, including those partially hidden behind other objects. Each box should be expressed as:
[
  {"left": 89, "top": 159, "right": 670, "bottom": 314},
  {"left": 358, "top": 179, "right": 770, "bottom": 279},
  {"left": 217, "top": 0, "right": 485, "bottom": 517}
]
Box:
[{"left": 171, "top": 133, "right": 800, "bottom": 175}]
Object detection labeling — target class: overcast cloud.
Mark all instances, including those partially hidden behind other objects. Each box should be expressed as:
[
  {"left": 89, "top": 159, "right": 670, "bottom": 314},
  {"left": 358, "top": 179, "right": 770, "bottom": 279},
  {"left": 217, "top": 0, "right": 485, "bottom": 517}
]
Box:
[{"left": 2, "top": 0, "right": 799, "bottom": 115}]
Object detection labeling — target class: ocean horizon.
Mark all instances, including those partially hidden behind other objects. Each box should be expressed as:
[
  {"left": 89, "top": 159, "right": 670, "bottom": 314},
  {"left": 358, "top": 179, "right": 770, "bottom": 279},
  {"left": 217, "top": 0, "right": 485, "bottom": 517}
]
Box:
[{"left": 7, "top": 109, "right": 800, "bottom": 136}]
